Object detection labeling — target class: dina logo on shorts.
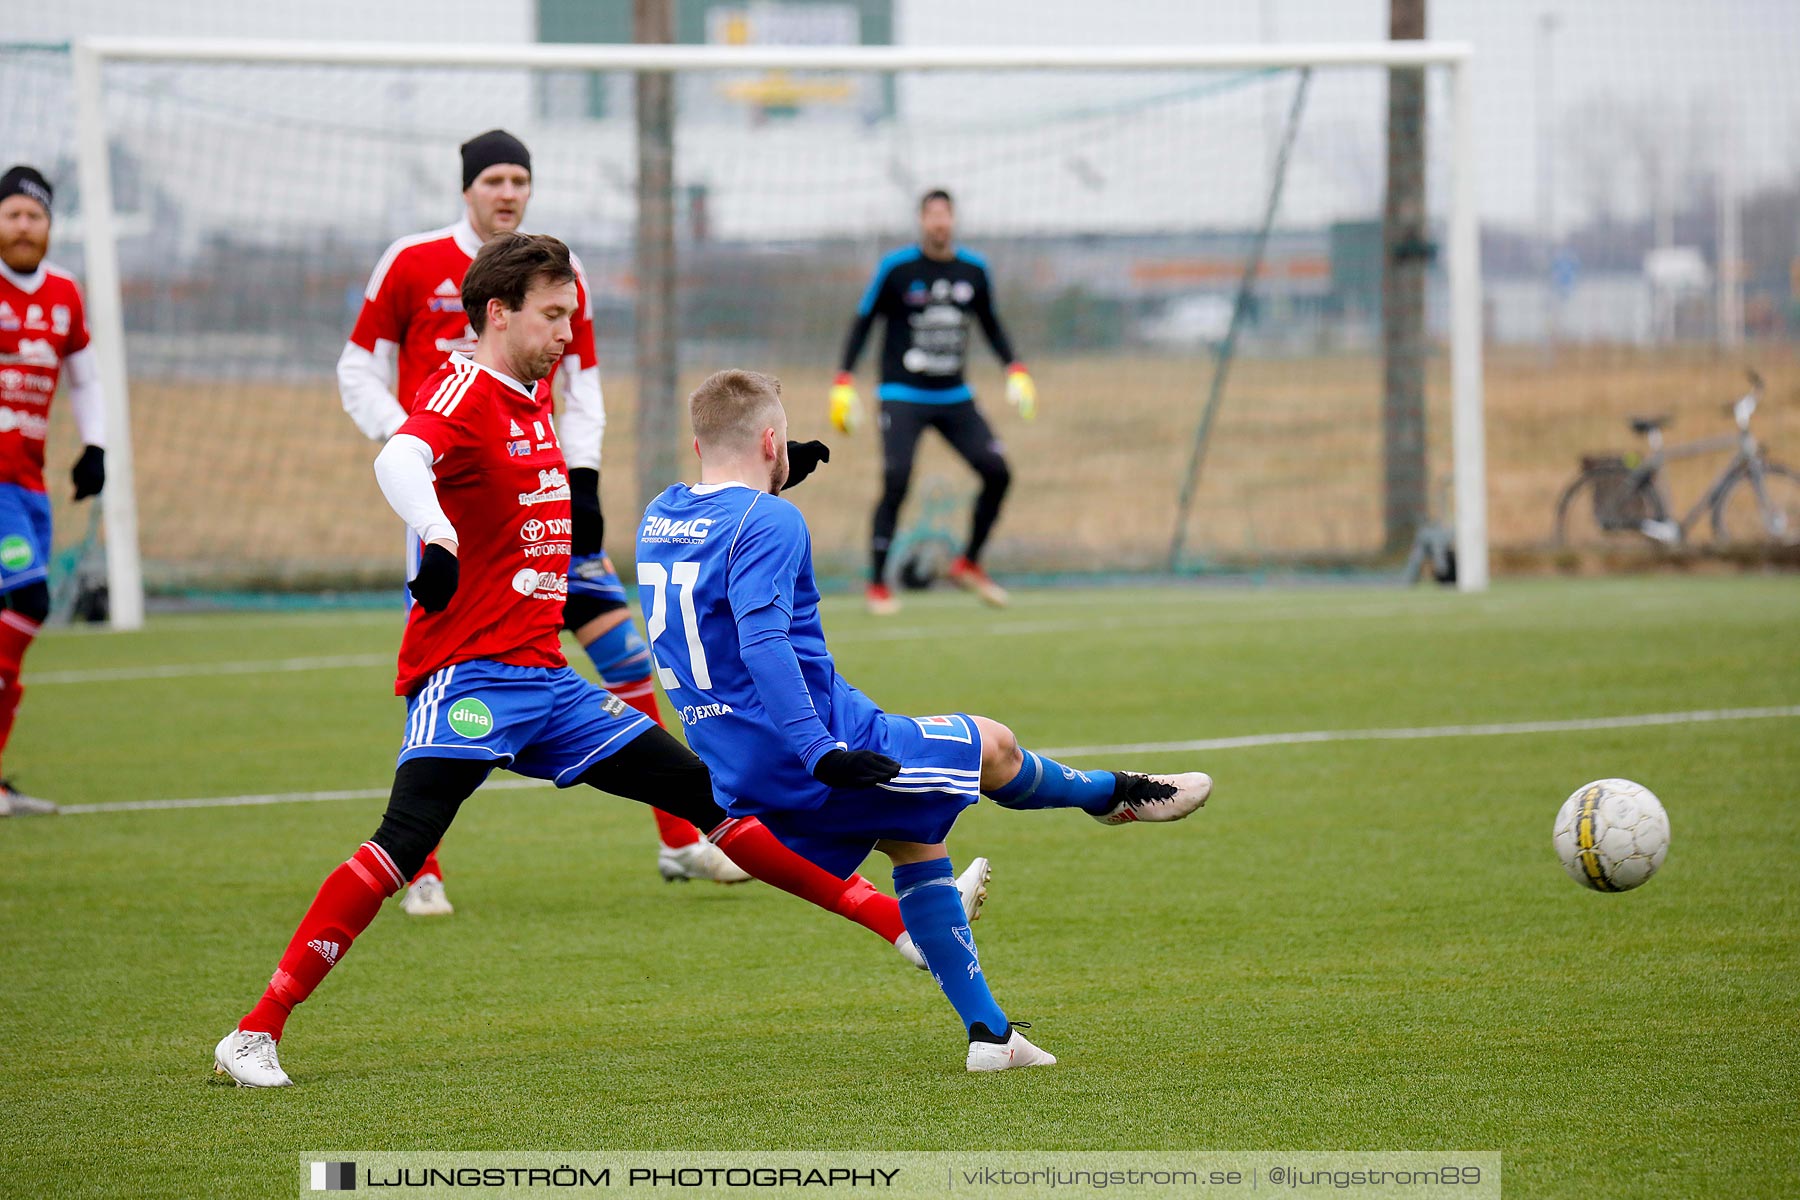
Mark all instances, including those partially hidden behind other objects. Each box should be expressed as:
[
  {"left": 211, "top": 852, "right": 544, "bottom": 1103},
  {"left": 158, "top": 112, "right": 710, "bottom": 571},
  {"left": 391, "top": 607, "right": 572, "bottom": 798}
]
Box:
[
  {"left": 0, "top": 535, "right": 33, "bottom": 572},
  {"left": 447, "top": 698, "right": 495, "bottom": 739}
]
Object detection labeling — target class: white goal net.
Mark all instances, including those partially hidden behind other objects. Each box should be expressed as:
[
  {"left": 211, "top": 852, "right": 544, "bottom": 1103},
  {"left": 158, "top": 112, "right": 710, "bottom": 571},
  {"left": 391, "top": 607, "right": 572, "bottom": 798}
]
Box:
[{"left": 33, "top": 39, "right": 1482, "bottom": 623}]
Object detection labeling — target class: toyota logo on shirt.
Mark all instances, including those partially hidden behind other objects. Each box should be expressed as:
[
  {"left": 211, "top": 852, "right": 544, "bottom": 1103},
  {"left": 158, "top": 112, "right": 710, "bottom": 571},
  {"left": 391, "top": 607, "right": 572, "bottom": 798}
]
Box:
[{"left": 519, "top": 518, "right": 570, "bottom": 545}]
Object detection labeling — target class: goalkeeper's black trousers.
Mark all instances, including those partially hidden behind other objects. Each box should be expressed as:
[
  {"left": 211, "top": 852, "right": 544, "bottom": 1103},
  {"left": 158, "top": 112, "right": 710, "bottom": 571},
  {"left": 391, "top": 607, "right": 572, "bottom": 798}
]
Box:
[{"left": 870, "top": 398, "right": 1011, "bottom": 585}]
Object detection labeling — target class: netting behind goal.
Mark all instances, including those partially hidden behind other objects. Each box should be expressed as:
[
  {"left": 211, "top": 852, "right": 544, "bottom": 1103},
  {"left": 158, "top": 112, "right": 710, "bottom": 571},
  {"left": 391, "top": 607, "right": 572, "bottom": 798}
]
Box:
[{"left": 28, "top": 46, "right": 1467, "bottom": 595}]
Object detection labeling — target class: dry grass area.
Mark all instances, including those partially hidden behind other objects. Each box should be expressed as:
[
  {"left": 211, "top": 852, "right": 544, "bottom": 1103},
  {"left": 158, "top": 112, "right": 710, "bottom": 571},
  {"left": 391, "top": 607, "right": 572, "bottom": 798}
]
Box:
[{"left": 43, "top": 344, "right": 1800, "bottom": 588}]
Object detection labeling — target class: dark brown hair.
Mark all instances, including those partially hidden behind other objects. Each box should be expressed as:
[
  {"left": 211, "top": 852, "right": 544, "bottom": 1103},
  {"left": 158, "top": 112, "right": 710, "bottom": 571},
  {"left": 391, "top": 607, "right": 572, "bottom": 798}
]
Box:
[
  {"left": 462, "top": 232, "right": 575, "bottom": 334},
  {"left": 920, "top": 188, "right": 954, "bottom": 211}
]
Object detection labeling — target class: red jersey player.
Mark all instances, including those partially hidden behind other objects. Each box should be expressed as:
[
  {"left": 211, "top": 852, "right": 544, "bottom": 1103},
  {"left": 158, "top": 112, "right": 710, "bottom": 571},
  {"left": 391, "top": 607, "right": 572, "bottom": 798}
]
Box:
[
  {"left": 213, "top": 234, "right": 979, "bottom": 1087},
  {"left": 335, "top": 130, "right": 741, "bottom": 909},
  {"left": 0, "top": 165, "right": 106, "bottom": 817}
]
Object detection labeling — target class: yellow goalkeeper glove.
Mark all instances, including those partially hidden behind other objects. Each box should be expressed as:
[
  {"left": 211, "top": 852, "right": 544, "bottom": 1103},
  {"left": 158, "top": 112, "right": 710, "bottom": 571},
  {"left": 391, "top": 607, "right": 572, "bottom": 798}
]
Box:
[
  {"left": 829, "top": 373, "right": 863, "bottom": 434},
  {"left": 1005, "top": 363, "right": 1037, "bottom": 421}
]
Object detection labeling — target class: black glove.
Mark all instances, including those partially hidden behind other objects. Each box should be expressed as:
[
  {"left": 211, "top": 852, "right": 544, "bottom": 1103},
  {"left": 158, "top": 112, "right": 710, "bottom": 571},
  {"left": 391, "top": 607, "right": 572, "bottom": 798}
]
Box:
[
  {"left": 568, "top": 467, "right": 604, "bottom": 557},
  {"left": 409, "top": 543, "right": 460, "bottom": 612},
  {"left": 812, "top": 746, "right": 901, "bottom": 788},
  {"left": 71, "top": 445, "right": 105, "bottom": 501},
  {"left": 782, "top": 440, "right": 830, "bottom": 492}
]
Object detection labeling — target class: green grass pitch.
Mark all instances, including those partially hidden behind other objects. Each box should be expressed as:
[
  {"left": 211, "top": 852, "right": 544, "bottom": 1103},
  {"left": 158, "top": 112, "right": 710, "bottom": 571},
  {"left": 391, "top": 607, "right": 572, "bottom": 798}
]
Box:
[{"left": 3, "top": 577, "right": 1796, "bottom": 1198}]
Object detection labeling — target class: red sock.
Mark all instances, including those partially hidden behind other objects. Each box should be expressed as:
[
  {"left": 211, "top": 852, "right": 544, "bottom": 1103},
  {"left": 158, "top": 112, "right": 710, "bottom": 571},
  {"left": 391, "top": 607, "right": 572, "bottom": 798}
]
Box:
[
  {"left": 409, "top": 845, "right": 443, "bottom": 885},
  {"left": 240, "top": 842, "right": 405, "bottom": 1040},
  {"left": 611, "top": 676, "right": 702, "bottom": 849},
  {"left": 0, "top": 609, "right": 39, "bottom": 774},
  {"left": 712, "top": 817, "right": 906, "bottom": 943},
  {"left": 609, "top": 676, "right": 665, "bottom": 726}
]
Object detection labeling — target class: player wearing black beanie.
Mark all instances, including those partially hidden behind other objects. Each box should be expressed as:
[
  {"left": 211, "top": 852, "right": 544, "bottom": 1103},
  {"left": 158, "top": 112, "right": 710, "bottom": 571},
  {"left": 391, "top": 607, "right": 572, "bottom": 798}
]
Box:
[
  {"left": 0, "top": 163, "right": 107, "bottom": 817},
  {"left": 0, "top": 165, "right": 53, "bottom": 216},
  {"left": 459, "top": 129, "right": 531, "bottom": 191}
]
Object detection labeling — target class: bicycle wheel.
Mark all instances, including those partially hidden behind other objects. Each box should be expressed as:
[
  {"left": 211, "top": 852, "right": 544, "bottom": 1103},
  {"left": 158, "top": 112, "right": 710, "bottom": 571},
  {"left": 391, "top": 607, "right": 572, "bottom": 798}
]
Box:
[
  {"left": 1711, "top": 462, "right": 1800, "bottom": 546},
  {"left": 1554, "top": 467, "right": 1665, "bottom": 548}
]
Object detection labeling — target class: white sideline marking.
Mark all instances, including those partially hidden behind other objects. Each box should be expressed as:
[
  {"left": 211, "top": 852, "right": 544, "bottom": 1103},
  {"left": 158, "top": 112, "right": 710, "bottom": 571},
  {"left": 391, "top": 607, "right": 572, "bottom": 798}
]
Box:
[
  {"left": 33, "top": 605, "right": 1423, "bottom": 686},
  {"left": 54, "top": 705, "right": 1798, "bottom": 816},
  {"left": 1039, "top": 704, "right": 1800, "bottom": 758},
  {"left": 32, "top": 653, "right": 390, "bottom": 685}
]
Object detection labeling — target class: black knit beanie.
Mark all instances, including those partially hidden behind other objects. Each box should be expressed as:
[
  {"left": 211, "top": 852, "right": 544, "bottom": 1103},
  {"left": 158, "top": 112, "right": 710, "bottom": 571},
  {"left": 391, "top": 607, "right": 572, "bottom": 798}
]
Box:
[{"left": 460, "top": 130, "right": 531, "bottom": 190}]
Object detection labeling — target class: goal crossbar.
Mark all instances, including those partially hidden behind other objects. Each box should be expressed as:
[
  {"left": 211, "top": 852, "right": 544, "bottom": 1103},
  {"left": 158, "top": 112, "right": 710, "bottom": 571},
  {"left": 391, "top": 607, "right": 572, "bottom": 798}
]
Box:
[{"left": 78, "top": 39, "right": 1472, "bottom": 72}]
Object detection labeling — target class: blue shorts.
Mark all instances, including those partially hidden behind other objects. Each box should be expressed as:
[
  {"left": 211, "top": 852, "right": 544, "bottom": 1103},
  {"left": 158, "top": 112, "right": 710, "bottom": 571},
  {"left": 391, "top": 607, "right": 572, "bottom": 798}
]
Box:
[
  {"left": 398, "top": 659, "right": 654, "bottom": 785},
  {"left": 758, "top": 713, "right": 984, "bottom": 878},
  {"left": 0, "top": 483, "right": 52, "bottom": 595},
  {"left": 568, "top": 552, "right": 629, "bottom": 606}
]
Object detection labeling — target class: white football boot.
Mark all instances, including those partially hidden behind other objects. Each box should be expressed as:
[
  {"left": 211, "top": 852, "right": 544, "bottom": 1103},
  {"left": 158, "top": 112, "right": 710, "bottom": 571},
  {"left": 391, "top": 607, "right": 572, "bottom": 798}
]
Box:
[
  {"left": 0, "top": 780, "right": 58, "bottom": 817},
  {"left": 966, "top": 1025, "right": 1058, "bottom": 1073},
  {"left": 1089, "top": 772, "right": 1212, "bottom": 826},
  {"left": 658, "top": 839, "right": 752, "bottom": 884},
  {"left": 896, "top": 856, "right": 991, "bottom": 970},
  {"left": 401, "top": 873, "right": 454, "bottom": 916},
  {"left": 213, "top": 1029, "right": 293, "bottom": 1087}
]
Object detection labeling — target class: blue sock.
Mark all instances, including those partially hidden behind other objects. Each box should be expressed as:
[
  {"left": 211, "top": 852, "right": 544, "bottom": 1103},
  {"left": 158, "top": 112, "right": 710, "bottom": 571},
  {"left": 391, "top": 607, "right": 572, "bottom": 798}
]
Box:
[
  {"left": 893, "top": 858, "right": 1007, "bottom": 1039},
  {"left": 986, "top": 750, "right": 1116, "bottom": 813},
  {"left": 582, "top": 620, "right": 651, "bottom": 688}
]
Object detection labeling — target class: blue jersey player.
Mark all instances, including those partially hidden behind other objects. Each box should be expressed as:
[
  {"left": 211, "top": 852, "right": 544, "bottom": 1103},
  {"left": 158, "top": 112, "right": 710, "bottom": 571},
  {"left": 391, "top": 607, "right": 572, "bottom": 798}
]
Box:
[{"left": 638, "top": 369, "right": 1213, "bottom": 1073}]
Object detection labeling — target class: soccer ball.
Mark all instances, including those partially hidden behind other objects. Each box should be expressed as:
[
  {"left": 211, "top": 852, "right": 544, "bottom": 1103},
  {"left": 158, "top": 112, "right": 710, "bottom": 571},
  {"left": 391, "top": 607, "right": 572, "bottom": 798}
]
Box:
[{"left": 1552, "top": 778, "right": 1670, "bottom": 892}]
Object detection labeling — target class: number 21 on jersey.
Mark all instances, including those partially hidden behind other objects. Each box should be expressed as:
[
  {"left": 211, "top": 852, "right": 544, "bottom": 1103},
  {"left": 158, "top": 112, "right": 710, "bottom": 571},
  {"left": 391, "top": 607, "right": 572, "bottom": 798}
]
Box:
[{"left": 637, "top": 561, "right": 712, "bottom": 690}]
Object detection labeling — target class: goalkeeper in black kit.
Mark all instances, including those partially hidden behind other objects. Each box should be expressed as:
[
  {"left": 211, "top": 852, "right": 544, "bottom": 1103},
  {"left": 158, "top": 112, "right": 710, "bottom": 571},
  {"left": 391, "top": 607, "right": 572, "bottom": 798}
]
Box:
[{"left": 832, "top": 189, "right": 1036, "bottom": 616}]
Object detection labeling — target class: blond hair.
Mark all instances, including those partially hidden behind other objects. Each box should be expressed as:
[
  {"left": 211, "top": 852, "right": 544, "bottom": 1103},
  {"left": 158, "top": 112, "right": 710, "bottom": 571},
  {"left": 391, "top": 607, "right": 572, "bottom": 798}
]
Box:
[{"left": 690, "top": 369, "right": 785, "bottom": 454}]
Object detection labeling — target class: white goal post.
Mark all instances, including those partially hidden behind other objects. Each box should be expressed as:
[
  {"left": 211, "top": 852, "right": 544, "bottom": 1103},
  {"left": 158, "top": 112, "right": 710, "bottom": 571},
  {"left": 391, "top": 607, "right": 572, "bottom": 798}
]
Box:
[{"left": 71, "top": 38, "right": 1485, "bottom": 628}]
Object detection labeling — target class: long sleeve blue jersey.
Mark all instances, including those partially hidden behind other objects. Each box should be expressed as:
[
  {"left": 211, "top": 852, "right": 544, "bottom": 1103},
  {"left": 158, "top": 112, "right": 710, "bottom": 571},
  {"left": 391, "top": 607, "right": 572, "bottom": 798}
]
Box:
[{"left": 635, "top": 482, "right": 882, "bottom": 815}]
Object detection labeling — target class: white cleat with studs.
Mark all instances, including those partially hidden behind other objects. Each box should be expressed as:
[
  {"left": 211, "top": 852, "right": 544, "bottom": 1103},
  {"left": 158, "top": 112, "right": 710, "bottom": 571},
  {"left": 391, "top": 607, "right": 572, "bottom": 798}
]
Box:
[
  {"left": 966, "top": 1026, "right": 1058, "bottom": 1072},
  {"left": 401, "top": 872, "right": 455, "bottom": 916},
  {"left": 214, "top": 1029, "right": 293, "bottom": 1088},
  {"left": 1090, "top": 772, "right": 1212, "bottom": 826},
  {"left": 658, "top": 839, "right": 753, "bottom": 884}
]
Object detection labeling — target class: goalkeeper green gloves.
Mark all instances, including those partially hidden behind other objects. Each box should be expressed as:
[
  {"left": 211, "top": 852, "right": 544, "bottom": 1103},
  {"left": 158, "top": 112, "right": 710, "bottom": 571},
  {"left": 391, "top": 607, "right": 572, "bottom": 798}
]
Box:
[
  {"left": 1005, "top": 363, "right": 1037, "bottom": 421},
  {"left": 829, "top": 373, "right": 863, "bottom": 434}
]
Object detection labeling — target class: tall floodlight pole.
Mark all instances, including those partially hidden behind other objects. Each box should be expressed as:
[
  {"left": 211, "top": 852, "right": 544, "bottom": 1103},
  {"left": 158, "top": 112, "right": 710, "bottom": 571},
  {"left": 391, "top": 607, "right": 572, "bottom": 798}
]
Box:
[
  {"left": 1261, "top": 0, "right": 1279, "bottom": 184},
  {"left": 1382, "top": 0, "right": 1429, "bottom": 554},
  {"left": 635, "top": 0, "right": 680, "bottom": 513},
  {"left": 1536, "top": 12, "right": 1559, "bottom": 355},
  {"left": 1717, "top": 111, "right": 1743, "bottom": 348}
]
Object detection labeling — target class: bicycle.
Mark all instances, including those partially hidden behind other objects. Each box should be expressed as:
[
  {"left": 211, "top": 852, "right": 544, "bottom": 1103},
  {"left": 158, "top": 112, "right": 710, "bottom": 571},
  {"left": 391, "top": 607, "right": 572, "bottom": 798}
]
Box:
[
  {"left": 886, "top": 477, "right": 968, "bottom": 591},
  {"left": 1552, "top": 372, "right": 1800, "bottom": 549}
]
